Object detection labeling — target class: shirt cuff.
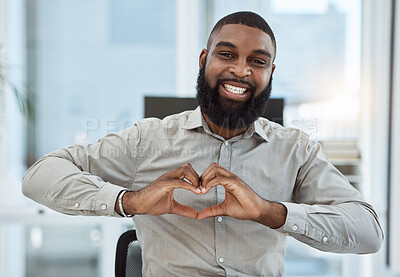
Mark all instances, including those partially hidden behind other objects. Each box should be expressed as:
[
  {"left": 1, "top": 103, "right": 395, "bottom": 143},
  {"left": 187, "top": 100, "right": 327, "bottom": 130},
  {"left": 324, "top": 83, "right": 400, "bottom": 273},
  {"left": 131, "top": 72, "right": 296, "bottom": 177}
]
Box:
[
  {"left": 96, "top": 182, "right": 126, "bottom": 217},
  {"left": 276, "top": 202, "right": 307, "bottom": 236}
]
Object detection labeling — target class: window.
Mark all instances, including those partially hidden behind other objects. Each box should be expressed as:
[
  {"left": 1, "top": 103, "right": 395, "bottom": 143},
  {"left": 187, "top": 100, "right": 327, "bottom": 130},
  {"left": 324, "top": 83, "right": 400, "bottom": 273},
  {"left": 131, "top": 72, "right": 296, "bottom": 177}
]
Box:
[{"left": 28, "top": 0, "right": 177, "bottom": 158}]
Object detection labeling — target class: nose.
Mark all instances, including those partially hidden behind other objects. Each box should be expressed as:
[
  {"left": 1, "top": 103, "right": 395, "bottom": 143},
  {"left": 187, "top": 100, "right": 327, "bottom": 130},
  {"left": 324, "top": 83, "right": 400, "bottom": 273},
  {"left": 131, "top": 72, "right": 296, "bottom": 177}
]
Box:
[{"left": 229, "top": 59, "right": 251, "bottom": 78}]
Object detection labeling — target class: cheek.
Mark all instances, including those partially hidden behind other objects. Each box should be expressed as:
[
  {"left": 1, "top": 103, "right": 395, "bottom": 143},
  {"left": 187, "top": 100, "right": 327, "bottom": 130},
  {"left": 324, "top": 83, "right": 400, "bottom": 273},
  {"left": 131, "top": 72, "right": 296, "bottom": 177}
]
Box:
[
  {"left": 254, "top": 74, "right": 271, "bottom": 95},
  {"left": 204, "top": 65, "right": 220, "bottom": 87},
  {"left": 261, "top": 71, "right": 273, "bottom": 85}
]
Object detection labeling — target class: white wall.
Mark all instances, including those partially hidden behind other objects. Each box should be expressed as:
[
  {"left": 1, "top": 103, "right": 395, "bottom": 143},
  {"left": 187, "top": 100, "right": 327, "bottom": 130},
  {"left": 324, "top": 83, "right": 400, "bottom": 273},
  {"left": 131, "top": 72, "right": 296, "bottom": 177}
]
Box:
[
  {"left": 176, "top": 0, "right": 203, "bottom": 97},
  {"left": 389, "top": 0, "right": 400, "bottom": 273},
  {"left": 360, "top": 0, "right": 399, "bottom": 276}
]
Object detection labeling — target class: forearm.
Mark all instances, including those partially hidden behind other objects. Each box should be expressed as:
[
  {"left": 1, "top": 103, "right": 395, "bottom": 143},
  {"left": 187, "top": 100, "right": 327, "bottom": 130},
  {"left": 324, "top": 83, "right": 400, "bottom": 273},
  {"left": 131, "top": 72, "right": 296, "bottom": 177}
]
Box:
[
  {"left": 22, "top": 153, "right": 123, "bottom": 217},
  {"left": 23, "top": 128, "right": 139, "bottom": 216},
  {"left": 277, "top": 201, "right": 383, "bottom": 254},
  {"left": 254, "top": 200, "right": 287, "bottom": 229},
  {"left": 114, "top": 190, "right": 137, "bottom": 217}
]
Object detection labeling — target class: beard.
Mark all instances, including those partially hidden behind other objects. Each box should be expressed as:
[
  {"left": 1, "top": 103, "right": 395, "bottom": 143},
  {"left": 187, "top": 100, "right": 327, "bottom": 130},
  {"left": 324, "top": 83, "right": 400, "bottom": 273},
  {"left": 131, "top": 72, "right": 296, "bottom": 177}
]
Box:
[{"left": 196, "top": 61, "right": 272, "bottom": 131}]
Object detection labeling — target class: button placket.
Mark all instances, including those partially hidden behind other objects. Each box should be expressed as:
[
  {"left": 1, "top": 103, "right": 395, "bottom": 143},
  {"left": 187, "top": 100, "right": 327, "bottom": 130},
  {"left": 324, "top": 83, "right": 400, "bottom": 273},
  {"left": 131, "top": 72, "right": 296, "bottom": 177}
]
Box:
[
  {"left": 214, "top": 211, "right": 227, "bottom": 270},
  {"left": 214, "top": 141, "right": 231, "bottom": 269},
  {"left": 219, "top": 141, "right": 231, "bottom": 169},
  {"left": 217, "top": 142, "right": 231, "bottom": 203}
]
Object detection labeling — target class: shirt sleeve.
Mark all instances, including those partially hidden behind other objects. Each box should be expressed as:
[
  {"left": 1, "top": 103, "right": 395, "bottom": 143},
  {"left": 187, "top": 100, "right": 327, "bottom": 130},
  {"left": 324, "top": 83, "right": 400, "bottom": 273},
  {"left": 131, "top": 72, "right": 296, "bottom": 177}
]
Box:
[
  {"left": 22, "top": 124, "right": 141, "bottom": 217},
  {"left": 276, "top": 139, "right": 383, "bottom": 254}
]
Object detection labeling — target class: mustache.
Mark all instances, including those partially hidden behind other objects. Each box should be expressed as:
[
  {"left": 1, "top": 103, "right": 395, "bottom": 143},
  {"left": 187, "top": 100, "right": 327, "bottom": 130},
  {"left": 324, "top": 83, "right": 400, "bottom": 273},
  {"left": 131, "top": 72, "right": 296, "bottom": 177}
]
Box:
[{"left": 217, "top": 78, "right": 256, "bottom": 94}]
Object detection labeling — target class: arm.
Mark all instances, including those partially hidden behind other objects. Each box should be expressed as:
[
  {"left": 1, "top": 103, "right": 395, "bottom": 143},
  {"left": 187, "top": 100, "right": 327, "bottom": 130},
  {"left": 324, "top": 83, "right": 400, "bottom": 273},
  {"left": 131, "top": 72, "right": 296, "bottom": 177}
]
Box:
[
  {"left": 277, "top": 140, "right": 384, "bottom": 254},
  {"left": 23, "top": 124, "right": 202, "bottom": 218},
  {"left": 277, "top": 201, "right": 382, "bottom": 253},
  {"left": 22, "top": 126, "right": 140, "bottom": 216},
  {"left": 197, "top": 141, "right": 384, "bottom": 254}
]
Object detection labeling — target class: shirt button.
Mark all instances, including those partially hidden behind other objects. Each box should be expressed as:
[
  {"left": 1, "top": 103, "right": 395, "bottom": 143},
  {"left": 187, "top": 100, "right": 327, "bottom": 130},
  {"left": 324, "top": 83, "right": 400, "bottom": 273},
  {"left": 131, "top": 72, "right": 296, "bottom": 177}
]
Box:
[
  {"left": 224, "top": 141, "right": 229, "bottom": 146},
  {"left": 74, "top": 202, "right": 80, "bottom": 208},
  {"left": 322, "top": 236, "right": 328, "bottom": 243},
  {"left": 217, "top": 217, "right": 223, "bottom": 223},
  {"left": 101, "top": 204, "right": 107, "bottom": 211},
  {"left": 218, "top": 257, "right": 224, "bottom": 263},
  {"left": 292, "top": 225, "right": 298, "bottom": 231}
]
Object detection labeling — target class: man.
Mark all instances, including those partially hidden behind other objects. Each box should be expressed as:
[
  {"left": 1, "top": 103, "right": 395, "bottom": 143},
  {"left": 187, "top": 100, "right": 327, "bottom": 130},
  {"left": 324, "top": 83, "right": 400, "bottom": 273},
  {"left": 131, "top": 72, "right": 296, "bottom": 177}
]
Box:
[{"left": 22, "top": 11, "right": 383, "bottom": 276}]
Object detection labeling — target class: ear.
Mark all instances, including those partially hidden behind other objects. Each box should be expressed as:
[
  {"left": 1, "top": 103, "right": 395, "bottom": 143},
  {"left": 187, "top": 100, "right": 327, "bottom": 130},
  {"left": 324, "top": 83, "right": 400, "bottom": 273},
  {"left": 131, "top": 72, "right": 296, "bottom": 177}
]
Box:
[
  {"left": 271, "top": 64, "right": 276, "bottom": 75},
  {"left": 199, "top": 49, "right": 208, "bottom": 69}
]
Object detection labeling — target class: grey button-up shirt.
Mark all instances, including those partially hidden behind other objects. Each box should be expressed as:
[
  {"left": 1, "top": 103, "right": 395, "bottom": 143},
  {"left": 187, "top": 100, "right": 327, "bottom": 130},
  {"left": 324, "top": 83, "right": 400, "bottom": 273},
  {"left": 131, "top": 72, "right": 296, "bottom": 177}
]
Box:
[{"left": 22, "top": 107, "right": 383, "bottom": 276}]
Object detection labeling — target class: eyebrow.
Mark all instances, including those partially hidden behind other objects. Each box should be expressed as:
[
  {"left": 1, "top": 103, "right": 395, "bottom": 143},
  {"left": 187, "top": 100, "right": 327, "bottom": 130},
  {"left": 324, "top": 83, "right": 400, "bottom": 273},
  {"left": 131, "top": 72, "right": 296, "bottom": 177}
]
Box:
[
  {"left": 253, "top": 49, "right": 272, "bottom": 59},
  {"left": 215, "top": 41, "right": 272, "bottom": 59},
  {"left": 215, "top": 41, "right": 237, "bottom": 48}
]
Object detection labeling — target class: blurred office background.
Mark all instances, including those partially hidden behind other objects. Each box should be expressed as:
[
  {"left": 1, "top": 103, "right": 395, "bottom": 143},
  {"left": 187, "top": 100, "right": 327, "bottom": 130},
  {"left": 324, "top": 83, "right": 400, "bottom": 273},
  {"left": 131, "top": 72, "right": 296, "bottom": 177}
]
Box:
[{"left": 0, "top": 0, "right": 399, "bottom": 276}]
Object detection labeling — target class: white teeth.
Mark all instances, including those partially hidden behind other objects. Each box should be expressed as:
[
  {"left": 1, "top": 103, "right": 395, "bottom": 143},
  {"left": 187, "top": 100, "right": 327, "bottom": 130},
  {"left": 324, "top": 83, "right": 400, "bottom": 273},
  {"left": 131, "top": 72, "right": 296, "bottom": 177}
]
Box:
[{"left": 224, "top": 84, "right": 247, "bottom": 94}]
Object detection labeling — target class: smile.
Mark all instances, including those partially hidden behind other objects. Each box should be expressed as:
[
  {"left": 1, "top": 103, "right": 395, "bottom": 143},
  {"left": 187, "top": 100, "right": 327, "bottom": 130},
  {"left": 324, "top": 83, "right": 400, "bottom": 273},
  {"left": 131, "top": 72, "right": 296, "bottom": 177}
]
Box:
[{"left": 223, "top": 84, "right": 248, "bottom": 95}]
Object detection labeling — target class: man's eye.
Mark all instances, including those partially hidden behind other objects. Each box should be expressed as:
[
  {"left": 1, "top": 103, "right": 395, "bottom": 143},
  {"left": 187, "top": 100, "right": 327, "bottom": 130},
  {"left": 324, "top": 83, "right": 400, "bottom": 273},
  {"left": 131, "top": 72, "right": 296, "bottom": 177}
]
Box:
[
  {"left": 219, "top": 52, "right": 233, "bottom": 58},
  {"left": 251, "top": 59, "right": 266, "bottom": 65}
]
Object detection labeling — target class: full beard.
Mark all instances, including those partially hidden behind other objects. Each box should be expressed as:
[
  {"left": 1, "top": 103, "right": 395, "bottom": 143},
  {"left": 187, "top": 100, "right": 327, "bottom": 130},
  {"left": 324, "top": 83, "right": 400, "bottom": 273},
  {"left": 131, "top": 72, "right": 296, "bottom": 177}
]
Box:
[{"left": 196, "top": 62, "right": 272, "bottom": 131}]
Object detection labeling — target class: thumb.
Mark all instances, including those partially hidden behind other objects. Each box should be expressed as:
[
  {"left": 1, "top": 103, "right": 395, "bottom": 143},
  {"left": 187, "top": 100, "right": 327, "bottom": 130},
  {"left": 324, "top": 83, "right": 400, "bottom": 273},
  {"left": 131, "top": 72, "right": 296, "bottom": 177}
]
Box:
[
  {"left": 170, "top": 200, "right": 198, "bottom": 219},
  {"left": 197, "top": 203, "right": 226, "bottom": 220}
]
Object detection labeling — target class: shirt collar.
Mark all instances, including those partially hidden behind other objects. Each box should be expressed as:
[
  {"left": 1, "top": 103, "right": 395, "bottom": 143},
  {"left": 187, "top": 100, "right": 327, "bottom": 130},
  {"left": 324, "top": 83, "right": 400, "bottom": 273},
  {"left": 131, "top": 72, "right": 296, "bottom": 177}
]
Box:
[
  {"left": 182, "top": 106, "right": 269, "bottom": 142},
  {"left": 182, "top": 106, "right": 203, "bottom": 130},
  {"left": 254, "top": 120, "right": 270, "bottom": 142}
]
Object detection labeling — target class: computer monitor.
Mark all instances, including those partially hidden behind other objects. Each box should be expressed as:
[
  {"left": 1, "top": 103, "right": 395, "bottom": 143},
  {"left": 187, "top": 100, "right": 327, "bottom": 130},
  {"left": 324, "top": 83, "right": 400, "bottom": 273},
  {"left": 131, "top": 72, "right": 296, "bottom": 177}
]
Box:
[{"left": 144, "top": 96, "right": 284, "bottom": 126}]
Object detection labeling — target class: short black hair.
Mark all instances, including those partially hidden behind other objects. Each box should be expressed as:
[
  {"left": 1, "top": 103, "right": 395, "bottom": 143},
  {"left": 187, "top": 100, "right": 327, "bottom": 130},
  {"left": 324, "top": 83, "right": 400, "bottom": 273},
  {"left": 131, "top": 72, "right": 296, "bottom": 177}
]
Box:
[{"left": 207, "top": 11, "right": 276, "bottom": 58}]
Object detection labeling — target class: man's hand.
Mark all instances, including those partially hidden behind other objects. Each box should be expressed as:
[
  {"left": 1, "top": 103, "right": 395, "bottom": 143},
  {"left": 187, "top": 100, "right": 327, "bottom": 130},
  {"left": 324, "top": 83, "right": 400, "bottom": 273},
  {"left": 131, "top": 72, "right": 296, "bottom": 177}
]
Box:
[
  {"left": 120, "top": 163, "right": 202, "bottom": 219},
  {"left": 197, "top": 163, "right": 287, "bottom": 229},
  {"left": 116, "top": 162, "right": 287, "bottom": 227}
]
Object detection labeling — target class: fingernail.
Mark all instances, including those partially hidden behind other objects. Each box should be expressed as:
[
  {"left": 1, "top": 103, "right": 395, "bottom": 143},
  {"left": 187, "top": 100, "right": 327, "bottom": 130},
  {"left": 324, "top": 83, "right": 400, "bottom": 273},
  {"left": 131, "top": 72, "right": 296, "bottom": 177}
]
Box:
[
  {"left": 201, "top": 187, "right": 206, "bottom": 193},
  {"left": 197, "top": 188, "right": 201, "bottom": 193}
]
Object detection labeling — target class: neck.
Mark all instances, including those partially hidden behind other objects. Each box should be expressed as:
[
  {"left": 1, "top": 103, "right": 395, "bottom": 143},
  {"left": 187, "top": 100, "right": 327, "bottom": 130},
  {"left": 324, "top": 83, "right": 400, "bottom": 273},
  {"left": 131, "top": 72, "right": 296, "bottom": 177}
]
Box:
[{"left": 202, "top": 112, "right": 248, "bottom": 140}]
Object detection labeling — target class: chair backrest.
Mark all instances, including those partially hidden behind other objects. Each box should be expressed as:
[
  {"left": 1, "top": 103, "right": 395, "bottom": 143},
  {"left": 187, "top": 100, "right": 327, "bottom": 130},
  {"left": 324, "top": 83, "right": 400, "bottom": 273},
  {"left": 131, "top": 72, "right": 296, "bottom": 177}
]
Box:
[{"left": 115, "top": 230, "right": 142, "bottom": 277}]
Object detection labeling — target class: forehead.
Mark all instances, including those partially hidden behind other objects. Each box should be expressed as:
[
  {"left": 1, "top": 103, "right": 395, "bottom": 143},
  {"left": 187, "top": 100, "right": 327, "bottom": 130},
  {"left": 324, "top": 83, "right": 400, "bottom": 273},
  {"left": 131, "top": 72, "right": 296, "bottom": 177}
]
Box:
[{"left": 209, "top": 24, "right": 275, "bottom": 57}]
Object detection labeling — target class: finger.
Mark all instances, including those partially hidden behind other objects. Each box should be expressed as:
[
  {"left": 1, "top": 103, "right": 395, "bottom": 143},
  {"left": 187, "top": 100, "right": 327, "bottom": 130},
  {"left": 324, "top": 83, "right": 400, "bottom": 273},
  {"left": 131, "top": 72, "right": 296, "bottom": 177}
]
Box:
[
  {"left": 200, "top": 162, "right": 220, "bottom": 180},
  {"left": 175, "top": 163, "right": 201, "bottom": 188},
  {"left": 166, "top": 179, "right": 202, "bottom": 195},
  {"left": 200, "top": 163, "right": 231, "bottom": 187},
  {"left": 170, "top": 200, "right": 198, "bottom": 219},
  {"left": 197, "top": 203, "right": 226, "bottom": 220},
  {"left": 201, "top": 176, "right": 235, "bottom": 194}
]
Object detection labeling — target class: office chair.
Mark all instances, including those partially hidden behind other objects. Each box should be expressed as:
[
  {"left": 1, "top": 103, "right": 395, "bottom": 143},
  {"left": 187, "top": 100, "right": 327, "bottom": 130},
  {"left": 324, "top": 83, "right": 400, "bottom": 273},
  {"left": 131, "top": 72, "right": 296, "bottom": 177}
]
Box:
[{"left": 115, "top": 229, "right": 142, "bottom": 277}]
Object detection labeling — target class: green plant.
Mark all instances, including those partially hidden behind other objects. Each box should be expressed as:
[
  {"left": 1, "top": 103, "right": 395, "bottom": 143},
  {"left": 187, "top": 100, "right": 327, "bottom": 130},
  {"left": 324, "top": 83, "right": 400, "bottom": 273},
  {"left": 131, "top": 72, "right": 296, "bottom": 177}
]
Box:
[{"left": 0, "top": 59, "right": 35, "bottom": 119}]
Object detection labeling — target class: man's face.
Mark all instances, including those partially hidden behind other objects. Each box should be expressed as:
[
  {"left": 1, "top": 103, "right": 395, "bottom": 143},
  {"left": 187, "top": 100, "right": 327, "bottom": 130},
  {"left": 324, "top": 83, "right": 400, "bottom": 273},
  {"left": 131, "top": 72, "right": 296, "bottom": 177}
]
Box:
[{"left": 197, "top": 24, "right": 276, "bottom": 130}]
